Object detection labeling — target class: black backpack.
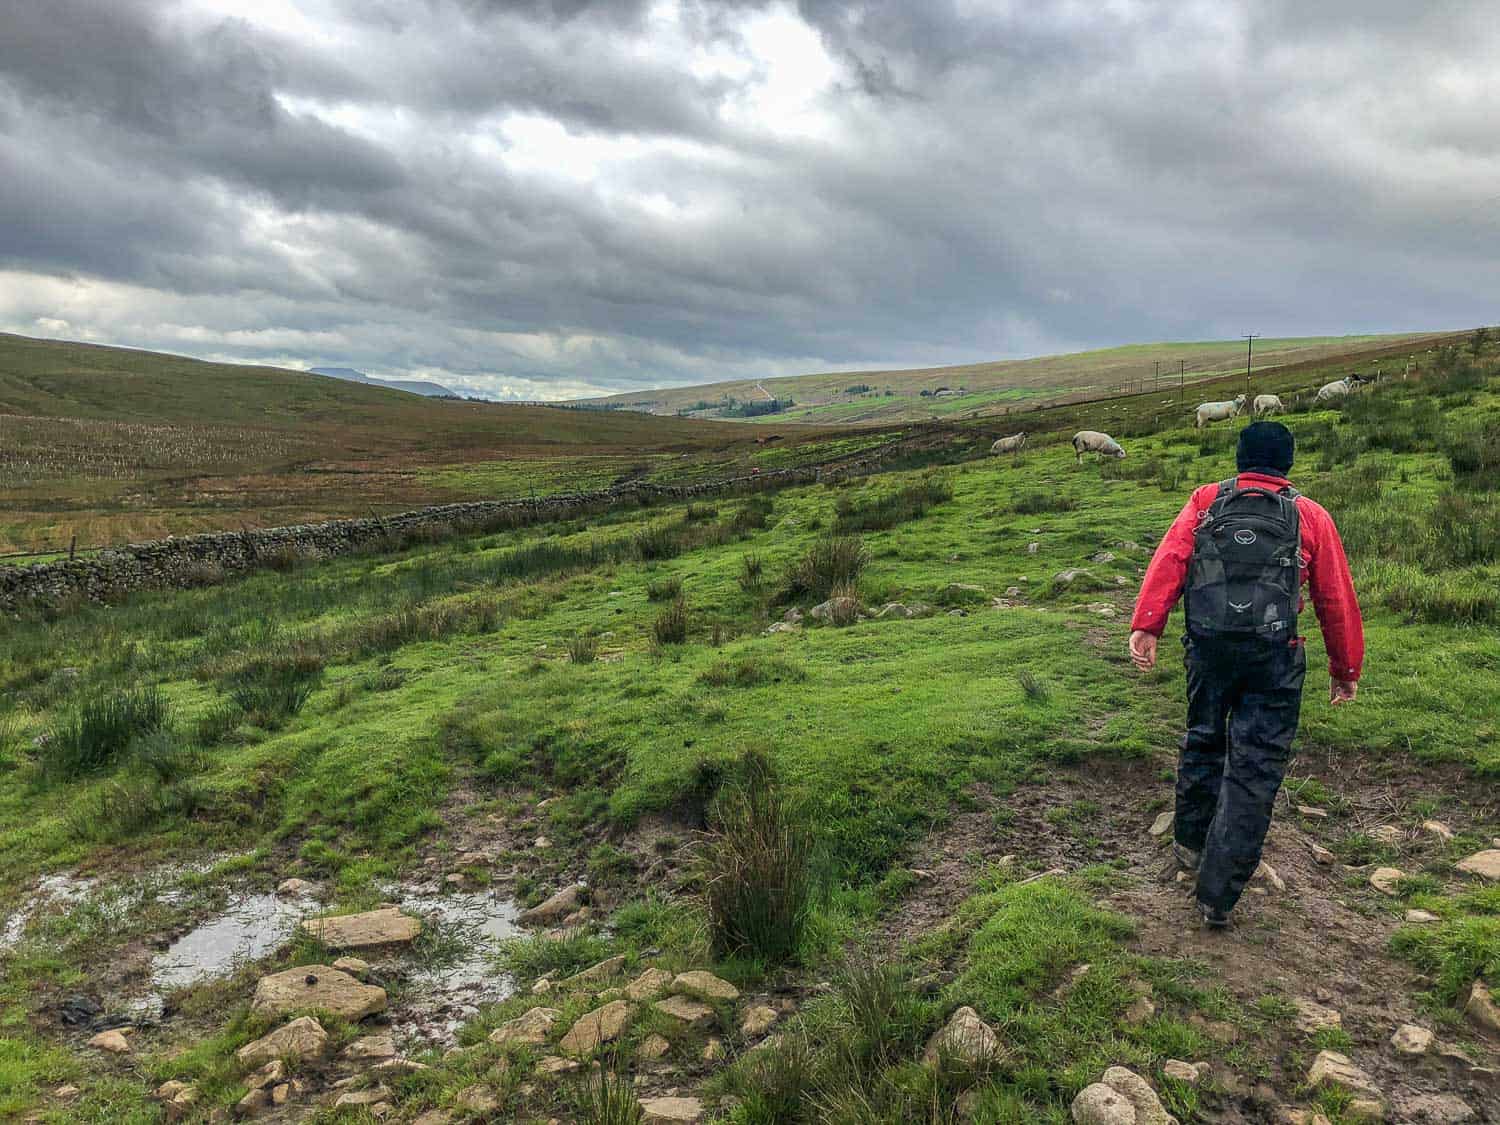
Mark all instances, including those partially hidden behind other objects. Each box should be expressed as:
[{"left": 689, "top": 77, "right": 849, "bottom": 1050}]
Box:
[{"left": 1184, "top": 478, "right": 1302, "bottom": 642}]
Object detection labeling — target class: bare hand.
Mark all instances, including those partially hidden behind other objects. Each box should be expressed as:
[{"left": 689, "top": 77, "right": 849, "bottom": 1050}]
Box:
[
  {"left": 1330, "top": 679, "right": 1358, "bottom": 706},
  {"left": 1129, "top": 630, "right": 1158, "bottom": 672}
]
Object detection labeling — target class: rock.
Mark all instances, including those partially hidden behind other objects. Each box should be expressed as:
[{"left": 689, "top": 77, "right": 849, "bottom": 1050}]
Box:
[
  {"left": 1465, "top": 979, "right": 1500, "bottom": 1033},
  {"left": 702, "top": 1037, "right": 725, "bottom": 1062},
  {"left": 53, "top": 1085, "right": 82, "bottom": 1101},
  {"left": 251, "top": 966, "right": 386, "bottom": 1021},
  {"left": 88, "top": 1029, "right": 130, "bottom": 1054},
  {"left": 640, "top": 1096, "right": 705, "bottom": 1124},
  {"left": 1309, "top": 842, "right": 1335, "bottom": 865},
  {"left": 276, "top": 878, "right": 315, "bottom": 896},
  {"left": 1369, "top": 825, "right": 1404, "bottom": 845},
  {"left": 1401, "top": 1093, "right": 1475, "bottom": 1123},
  {"left": 1405, "top": 909, "right": 1440, "bottom": 923},
  {"left": 1296, "top": 805, "right": 1329, "bottom": 819},
  {"left": 371, "top": 1058, "right": 429, "bottom": 1076},
  {"left": 1072, "top": 1083, "right": 1137, "bottom": 1124},
  {"left": 1422, "top": 820, "right": 1455, "bottom": 841},
  {"left": 1124, "top": 997, "right": 1156, "bottom": 1024},
  {"left": 810, "top": 596, "right": 861, "bottom": 622},
  {"left": 1254, "top": 860, "right": 1286, "bottom": 892},
  {"left": 331, "top": 956, "right": 370, "bottom": 977},
  {"left": 532, "top": 977, "right": 553, "bottom": 995},
  {"left": 414, "top": 1112, "right": 455, "bottom": 1125},
  {"left": 535, "top": 1055, "right": 580, "bottom": 1077},
  {"left": 1306, "top": 1051, "right": 1383, "bottom": 1101},
  {"left": 1149, "top": 811, "right": 1173, "bottom": 838},
  {"left": 236, "top": 1087, "right": 272, "bottom": 1117},
  {"left": 1345, "top": 1100, "right": 1385, "bottom": 1122},
  {"left": 300, "top": 907, "right": 420, "bottom": 950},
  {"left": 653, "top": 995, "right": 716, "bottom": 1029},
  {"left": 333, "top": 1087, "right": 390, "bottom": 1108},
  {"left": 782, "top": 608, "right": 804, "bottom": 624},
  {"left": 518, "top": 884, "right": 585, "bottom": 926},
  {"left": 1391, "top": 1024, "right": 1434, "bottom": 1056},
  {"left": 1053, "top": 568, "right": 1099, "bottom": 588},
  {"left": 1293, "top": 998, "right": 1342, "bottom": 1034},
  {"left": 1456, "top": 850, "right": 1500, "bottom": 881},
  {"left": 1093, "top": 552, "right": 1116, "bottom": 564},
  {"left": 1162, "top": 1060, "right": 1207, "bottom": 1085},
  {"left": 1101, "top": 1067, "right": 1176, "bottom": 1125},
  {"left": 560, "top": 955, "right": 626, "bottom": 988},
  {"left": 489, "top": 1007, "right": 562, "bottom": 1048},
  {"left": 740, "top": 1004, "right": 779, "bottom": 1038},
  {"left": 636, "top": 1033, "right": 671, "bottom": 1061},
  {"left": 269, "top": 1084, "right": 290, "bottom": 1107},
  {"left": 624, "top": 967, "right": 674, "bottom": 1001},
  {"left": 457, "top": 1086, "right": 498, "bottom": 1113},
  {"left": 246, "top": 1060, "right": 285, "bottom": 1089},
  {"left": 922, "top": 1006, "right": 1003, "bottom": 1066},
  {"left": 236, "top": 1016, "right": 330, "bottom": 1066},
  {"left": 559, "top": 1000, "right": 632, "bottom": 1055},
  {"left": 154, "top": 1080, "right": 190, "bottom": 1101},
  {"left": 534, "top": 835, "right": 552, "bottom": 848},
  {"left": 340, "top": 1034, "right": 398, "bottom": 1061},
  {"left": 1369, "top": 867, "right": 1405, "bottom": 896},
  {"left": 674, "top": 971, "right": 739, "bottom": 1001}
]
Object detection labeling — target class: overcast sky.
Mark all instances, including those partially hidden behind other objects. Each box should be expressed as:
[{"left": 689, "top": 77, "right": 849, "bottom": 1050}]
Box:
[{"left": 2, "top": 1, "right": 1497, "bottom": 400}]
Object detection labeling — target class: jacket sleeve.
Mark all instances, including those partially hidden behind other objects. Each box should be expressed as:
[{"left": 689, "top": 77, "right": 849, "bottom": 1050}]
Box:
[
  {"left": 1303, "top": 502, "right": 1365, "bottom": 681},
  {"left": 1130, "top": 487, "right": 1211, "bottom": 636}
]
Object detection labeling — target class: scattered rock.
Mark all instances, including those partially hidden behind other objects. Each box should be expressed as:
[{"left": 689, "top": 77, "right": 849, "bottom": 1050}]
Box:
[
  {"left": 624, "top": 968, "right": 674, "bottom": 1002},
  {"left": 53, "top": 1085, "right": 81, "bottom": 1102},
  {"left": 922, "top": 1006, "right": 1003, "bottom": 1066},
  {"left": 1391, "top": 1024, "right": 1434, "bottom": 1056},
  {"left": 1405, "top": 909, "right": 1440, "bottom": 923},
  {"left": 654, "top": 995, "right": 715, "bottom": 1029},
  {"left": 1465, "top": 980, "right": 1500, "bottom": 1033},
  {"left": 561, "top": 956, "right": 627, "bottom": 988},
  {"left": 371, "top": 1058, "right": 429, "bottom": 1076},
  {"left": 535, "top": 1055, "right": 580, "bottom": 1077},
  {"left": 331, "top": 956, "right": 370, "bottom": 977},
  {"left": 702, "top": 1037, "right": 725, "bottom": 1062},
  {"left": 1101, "top": 1066, "right": 1176, "bottom": 1125},
  {"left": 88, "top": 1029, "right": 130, "bottom": 1054},
  {"left": 1093, "top": 552, "right": 1116, "bottom": 564},
  {"left": 1456, "top": 850, "right": 1500, "bottom": 881},
  {"left": 1296, "top": 805, "right": 1329, "bottom": 819},
  {"left": 236, "top": 1087, "right": 272, "bottom": 1117},
  {"left": 640, "top": 1096, "right": 705, "bottom": 1124},
  {"left": 300, "top": 907, "right": 420, "bottom": 950},
  {"left": 1149, "top": 811, "right": 1173, "bottom": 838},
  {"left": 1369, "top": 867, "right": 1405, "bottom": 896},
  {"left": 740, "top": 1004, "right": 779, "bottom": 1038},
  {"left": 674, "top": 971, "right": 739, "bottom": 1001},
  {"left": 1293, "top": 998, "right": 1342, "bottom": 1034},
  {"left": 1254, "top": 860, "right": 1286, "bottom": 892},
  {"left": 246, "top": 1060, "right": 285, "bottom": 1089},
  {"left": 489, "top": 1007, "right": 562, "bottom": 1048},
  {"left": 1052, "top": 568, "right": 1099, "bottom": 589},
  {"left": 636, "top": 1033, "right": 671, "bottom": 1061},
  {"left": 534, "top": 835, "right": 552, "bottom": 849},
  {"left": 269, "top": 1084, "right": 290, "bottom": 1107},
  {"left": 1162, "top": 1060, "right": 1207, "bottom": 1085},
  {"left": 456, "top": 1086, "right": 498, "bottom": 1113},
  {"left": 1400, "top": 1093, "right": 1475, "bottom": 1123},
  {"left": 338, "top": 1035, "right": 395, "bottom": 1061},
  {"left": 1369, "top": 825, "right": 1404, "bottom": 845},
  {"left": 1422, "top": 820, "right": 1455, "bottom": 842},
  {"left": 1124, "top": 997, "right": 1156, "bottom": 1024},
  {"left": 559, "top": 1000, "right": 632, "bottom": 1055},
  {"left": 1306, "top": 1050, "right": 1383, "bottom": 1102},
  {"left": 276, "top": 878, "right": 315, "bottom": 896},
  {"left": 1071, "top": 1083, "right": 1136, "bottom": 1124},
  {"left": 532, "top": 977, "right": 553, "bottom": 995},
  {"left": 810, "top": 596, "right": 860, "bottom": 622},
  {"left": 333, "top": 1086, "right": 390, "bottom": 1108},
  {"left": 1309, "top": 842, "right": 1335, "bottom": 865},
  {"left": 251, "top": 967, "right": 386, "bottom": 1021},
  {"left": 518, "top": 885, "right": 585, "bottom": 926},
  {"left": 236, "top": 1017, "right": 330, "bottom": 1066}
]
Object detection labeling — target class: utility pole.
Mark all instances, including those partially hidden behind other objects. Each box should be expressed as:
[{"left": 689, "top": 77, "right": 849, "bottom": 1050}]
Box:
[
  {"left": 1154, "top": 360, "right": 1160, "bottom": 391},
  {"left": 1179, "top": 360, "right": 1185, "bottom": 406},
  {"left": 1243, "top": 333, "right": 1260, "bottom": 398}
]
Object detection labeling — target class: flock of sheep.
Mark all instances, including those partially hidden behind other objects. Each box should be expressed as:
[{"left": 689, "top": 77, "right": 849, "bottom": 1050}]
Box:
[{"left": 988, "top": 372, "right": 1380, "bottom": 461}]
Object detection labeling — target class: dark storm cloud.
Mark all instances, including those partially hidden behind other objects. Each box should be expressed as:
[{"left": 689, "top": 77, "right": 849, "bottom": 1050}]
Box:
[{"left": 1, "top": 0, "right": 1497, "bottom": 398}]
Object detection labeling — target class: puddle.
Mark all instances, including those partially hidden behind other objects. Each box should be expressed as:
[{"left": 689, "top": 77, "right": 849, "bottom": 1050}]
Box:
[
  {"left": 150, "top": 892, "right": 316, "bottom": 995},
  {"left": 1, "top": 873, "right": 98, "bottom": 951},
  {"left": 386, "top": 888, "right": 521, "bottom": 1048}
]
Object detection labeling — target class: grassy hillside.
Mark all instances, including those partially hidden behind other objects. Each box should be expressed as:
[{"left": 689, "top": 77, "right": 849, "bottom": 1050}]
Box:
[
  {"left": 0, "top": 333, "right": 850, "bottom": 554},
  {"left": 2, "top": 336, "right": 1497, "bottom": 1122},
  {"left": 579, "top": 332, "right": 1453, "bottom": 424}
]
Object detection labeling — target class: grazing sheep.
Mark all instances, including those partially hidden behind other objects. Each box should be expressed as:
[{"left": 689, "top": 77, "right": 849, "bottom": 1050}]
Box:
[
  {"left": 1072, "top": 430, "right": 1127, "bottom": 462},
  {"left": 1253, "top": 394, "right": 1285, "bottom": 417},
  {"left": 1315, "top": 377, "right": 1355, "bottom": 403},
  {"left": 1194, "top": 394, "right": 1247, "bottom": 428},
  {"left": 990, "top": 433, "right": 1027, "bottom": 455}
]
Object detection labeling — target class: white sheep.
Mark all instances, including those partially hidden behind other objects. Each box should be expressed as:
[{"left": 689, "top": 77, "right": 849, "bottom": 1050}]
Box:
[
  {"left": 1315, "top": 377, "right": 1355, "bottom": 403},
  {"left": 1072, "top": 430, "right": 1127, "bottom": 462},
  {"left": 1194, "top": 394, "right": 1247, "bottom": 428},
  {"left": 990, "top": 433, "right": 1027, "bottom": 455},
  {"left": 1253, "top": 394, "right": 1285, "bottom": 417}
]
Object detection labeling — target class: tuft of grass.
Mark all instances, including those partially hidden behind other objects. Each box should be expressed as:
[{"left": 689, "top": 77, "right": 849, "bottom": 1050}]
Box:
[
  {"left": 573, "top": 1066, "right": 643, "bottom": 1125},
  {"left": 1017, "top": 670, "right": 1049, "bottom": 703},
  {"left": 42, "top": 686, "right": 171, "bottom": 781},
  {"left": 498, "top": 930, "right": 614, "bottom": 983},
  {"left": 652, "top": 596, "right": 689, "bottom": 645},
  {"left": 646, "top": 575, "right": 683, "bottom": 602},
  {"left": 783, "top": 535, "right": 870, "bottom": 602},
  {"left": 738, "top": 553, "right": 765, "bottom": 594},
  {"left": 833, "top": 474, "right": 953, "bottom": 532},
  {"left": 1013, "top": 491, "right": 1076, "bottom": 514},
  {"left": 225, "top": 649, "right": 323, "bottom": 728},
  {"left": 568, "top": 633, "right": 600, "bottom": 664},
  {"left": 699, "top": 654, "right": 806, "bottom": 688}
]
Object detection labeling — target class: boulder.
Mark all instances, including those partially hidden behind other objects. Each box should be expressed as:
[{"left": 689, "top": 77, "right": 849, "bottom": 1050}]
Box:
[
  {"left": 559, "top": 1000, "right": 632, "bottom": 1055},
  {"left": 640, "top": 1096, "right": 705, "bottom": 1124},
  {"left": 251, "top": 967, "right": 386, "bottom": 1021},
  {"left": 624, "top": 967, "right": 673, "bottom": 1001},
  {"left": 300, "top": 907, "right": 420, "bottom": 950},
  {"left": 922, "top": 1006, "right": 1003, "bottom": 1066},
  {"left": 236, "top": 1017, "right": 330, "bottom": 1067},
  {"left": 674, "top": 971, "right": 739, "bottom": 1001},
  {"left": 1293, "top": 998, "right": 1342, "bottom": 1034},
  {"left": 740, "top": 1004, "right": 779, "bottom": 1038},
  {"left": 331, "top": 956, "right": 370, "bottom": 977},
  {"left": 88, "top": 1029, "right": 130, "bottom": 1054},
  {"left": 1391, "top": 1024, "right": 1434, "bottom": 1056},
  {"left": 1149, "top": 811, "right": 1173, "bottom": 838},
  {"left": 1369, "top": 867, "right": 1405, "bottom": 896},
  {"left": 1456, "top": 850, "right": 1500, "bottom": 881},
  {"left": 1101, "top": 1067, "right": 1176, "bottom": 1125},
  {"left": 1306, "top": 1051, "right": 1383, "bottom": 1101},
  {"left": 1465, "top": 979, "right": 1500, "bottom": 1033},
  {"left": 1072, "top": 1083, "right": 1137, "bottom": 1124},
  {"left": 636, "top": 1033, "right": 671, "bottom": 1061},
  {"left": 560, "top": 955, "right": 626, "bottom": 989},
  {"left": 518, "top": 884, "right": 585, "bottom": 926},
  {"left": 653, "top": 995, "right": 715, "bottom": 1029},
  {"left": 1400, "top": 1094, "right": 1475, "bottom": 1123},
  {"left": 489, "top": 1006, "right": 562, "bottom": 1048}
]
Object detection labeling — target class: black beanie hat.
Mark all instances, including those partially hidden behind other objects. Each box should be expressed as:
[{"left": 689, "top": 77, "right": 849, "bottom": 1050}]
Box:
[{"left": 1237, "top": 420, "right": 1295, "bottom": 474}]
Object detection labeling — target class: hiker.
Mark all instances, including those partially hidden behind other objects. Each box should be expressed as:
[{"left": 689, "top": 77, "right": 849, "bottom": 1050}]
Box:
[{"left": 1127, "top": 421, "right": 1363, "bottom": 929}]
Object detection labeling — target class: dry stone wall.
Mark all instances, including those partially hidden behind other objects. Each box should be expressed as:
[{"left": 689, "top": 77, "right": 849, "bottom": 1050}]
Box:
[{"left": 1, "top": 448, "right": 906, "bottom": 613}]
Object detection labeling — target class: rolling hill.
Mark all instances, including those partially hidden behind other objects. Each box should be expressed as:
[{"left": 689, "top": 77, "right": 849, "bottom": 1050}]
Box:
[
  {"left": 307, "top": 365, "right": 458, "bottom": 398},
  {"left": 577, "top": 332, "right": 1450, "bottom": 423}
]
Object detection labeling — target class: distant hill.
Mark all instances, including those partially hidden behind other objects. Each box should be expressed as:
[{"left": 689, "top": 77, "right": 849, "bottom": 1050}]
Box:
[
  {"left": 308, "top": 366, "right": 457, "bottom": 398},
  {"left": 575, "top": 332, "right": 1448, "bottom": 424}
]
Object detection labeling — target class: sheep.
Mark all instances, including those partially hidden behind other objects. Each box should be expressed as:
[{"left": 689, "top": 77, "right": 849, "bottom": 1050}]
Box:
[
  {"left": 1194, "top": 394, "right": 1247, "bottom": 428},
  {"left": 1072, "top": 430, "right": 1127, "bottom": 462},
  {"left": 1253, "top": 394, "right": 1285, "bottom": 417},
  {"left": 1315, "top": 376, "right": 1355, "bottom": 403},
  {"left": 990, "top": 433, "right": 1027, "bottom": 455}
]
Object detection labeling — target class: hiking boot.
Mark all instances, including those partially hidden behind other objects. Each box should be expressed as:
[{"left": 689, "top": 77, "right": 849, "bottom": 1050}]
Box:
[
  {"left": 1199, "top": 902, "right": 1231, "bottom": 930},
  {"left": 1173, "top": 843, "right": 1201, "bottom": 872}
]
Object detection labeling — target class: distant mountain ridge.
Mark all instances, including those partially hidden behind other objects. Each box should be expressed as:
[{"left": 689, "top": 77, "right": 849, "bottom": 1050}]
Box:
[{"left": 309, "top": 365, "right": 456, "bottom": 398}]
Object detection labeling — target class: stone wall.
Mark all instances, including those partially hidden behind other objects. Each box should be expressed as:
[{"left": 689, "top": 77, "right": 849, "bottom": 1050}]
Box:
[{"left": 0, "top": 446, "right": 908, "bottom": 613}]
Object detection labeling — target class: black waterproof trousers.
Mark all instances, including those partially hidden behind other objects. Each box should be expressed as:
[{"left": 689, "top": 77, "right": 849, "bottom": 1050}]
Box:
[{"left": 1175, "top": 636, "right": 1307, "bottom": 914}]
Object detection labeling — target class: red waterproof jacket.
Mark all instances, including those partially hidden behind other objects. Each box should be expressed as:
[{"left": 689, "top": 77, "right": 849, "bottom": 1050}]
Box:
[{"left": 1130, "top": 471, "right": 1365, "bottom": 681}]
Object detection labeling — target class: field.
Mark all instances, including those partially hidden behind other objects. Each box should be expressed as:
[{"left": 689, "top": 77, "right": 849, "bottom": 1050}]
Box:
[
  {"left": 0, "top": 333, "right": 853, "bottom": 556},
  {"left": 2, "top": 333, "right": 1498, "bottom": 1122},
  {"left": 575, "top": 332, "right": 1453, "bottom": 424}
]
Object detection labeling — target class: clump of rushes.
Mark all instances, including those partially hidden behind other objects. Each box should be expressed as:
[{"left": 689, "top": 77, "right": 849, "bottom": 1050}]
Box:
[
  {"left": 573, "top": 1064, "right": 642, "bottom": 1125},
  {"left": 646, "top": 575, "right": 683, "bottom": 602},
  {"left": 1017, "top": 670, "right": 1049, "bottom": 703},
  {"left": 702, "top": 749, "right": 817, "bottom": 965},
  {"left": 568, "top": 633, "right": 599, "bottom": 664},
  {"left": 653, "top": 596, "right": 689, "bottom": 645},
  {"left": 786, "top": 535, "right": 869, "bottom": 601},
  {"left": 739, "top": 553, "right": 764, "bottom": 593},
  {"left": 42, "top": 686, "right": 171, "bottom": 780},
  {"left": 225, "top": 648, "right": 323, "bottom": 728}
]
